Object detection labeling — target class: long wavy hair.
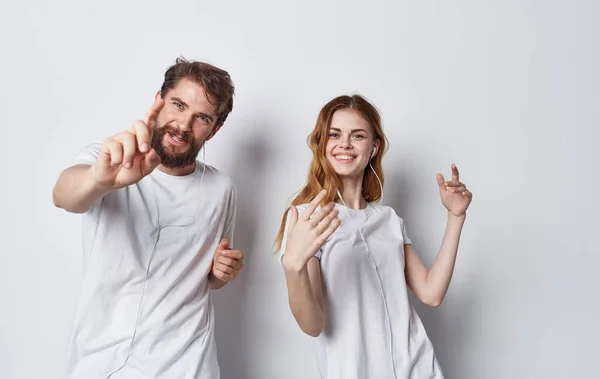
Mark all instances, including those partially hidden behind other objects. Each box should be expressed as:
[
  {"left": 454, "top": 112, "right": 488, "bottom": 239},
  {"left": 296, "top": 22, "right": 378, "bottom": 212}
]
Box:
[{"left": 274, "top": 94, "right": 388, "bottom": 253}]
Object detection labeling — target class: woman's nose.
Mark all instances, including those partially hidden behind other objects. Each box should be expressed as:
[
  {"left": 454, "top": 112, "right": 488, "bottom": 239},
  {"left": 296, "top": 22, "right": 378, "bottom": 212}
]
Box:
[{"left": 340, "top": 136, "right": 352, "bottom": 149}]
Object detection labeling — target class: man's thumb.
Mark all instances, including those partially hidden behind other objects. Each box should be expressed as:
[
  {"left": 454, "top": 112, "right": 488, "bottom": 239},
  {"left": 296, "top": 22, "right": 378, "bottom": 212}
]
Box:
[{"left": 218, "top": 238, "right": 230, "bottom": 252}]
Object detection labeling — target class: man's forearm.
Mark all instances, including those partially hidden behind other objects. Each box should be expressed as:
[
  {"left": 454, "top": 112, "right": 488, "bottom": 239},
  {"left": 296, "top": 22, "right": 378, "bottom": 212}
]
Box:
[{"left": 53, "top": 165, "right": 111, "bottom": 214}]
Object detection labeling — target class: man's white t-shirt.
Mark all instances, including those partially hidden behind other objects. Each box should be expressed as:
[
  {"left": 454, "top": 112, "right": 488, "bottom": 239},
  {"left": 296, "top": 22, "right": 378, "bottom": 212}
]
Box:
[
  {"left": 64, "top": 142, "right": 236, "bottom": 379},
  {"left": 280, "top": 202, "right": 444, "bottom": 379}
]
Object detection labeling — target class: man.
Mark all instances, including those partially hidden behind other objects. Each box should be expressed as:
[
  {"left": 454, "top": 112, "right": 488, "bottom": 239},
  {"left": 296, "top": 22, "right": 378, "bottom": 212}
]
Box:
[{"left": 53, "top": 57, "right": 244, "bottom": 378}]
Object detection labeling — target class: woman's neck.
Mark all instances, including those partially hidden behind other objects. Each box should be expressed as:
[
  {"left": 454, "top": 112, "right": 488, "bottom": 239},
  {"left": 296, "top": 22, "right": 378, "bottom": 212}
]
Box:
[{"left": 337, "top": 176, "right": 367, "bottom": 210}]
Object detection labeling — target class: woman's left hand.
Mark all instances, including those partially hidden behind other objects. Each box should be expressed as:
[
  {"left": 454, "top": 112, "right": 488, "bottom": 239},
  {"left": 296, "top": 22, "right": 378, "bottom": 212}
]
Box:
[{"left": 437, "top": 164, "right": 473, "bottom": 217}]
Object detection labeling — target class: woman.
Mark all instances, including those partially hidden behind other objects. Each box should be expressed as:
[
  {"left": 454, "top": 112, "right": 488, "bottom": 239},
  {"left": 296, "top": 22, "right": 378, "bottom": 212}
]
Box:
[{"left": 275, "top": 94, "right": 472, "bottom": 379}]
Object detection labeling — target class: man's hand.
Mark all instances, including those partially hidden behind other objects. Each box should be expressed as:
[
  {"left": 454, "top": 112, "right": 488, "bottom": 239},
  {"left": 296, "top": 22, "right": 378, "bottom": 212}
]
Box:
[
  {"left": 209, "top": 239, "right": 244, "bottom": 289},
  {"left": 92, "top": 98, "right": 165, "bottom": 190},
  {"left": 52, "top": 97, "right": 165, "bottom": 213}
]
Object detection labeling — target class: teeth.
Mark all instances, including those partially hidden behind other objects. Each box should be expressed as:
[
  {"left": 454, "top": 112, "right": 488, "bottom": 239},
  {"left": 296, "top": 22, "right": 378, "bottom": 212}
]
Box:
[
  {"left": 171, "top": 134, "right": 184, "bottom": 142},
  {"left": 335, "top": 155, "right": 355, "bottom": 160}
]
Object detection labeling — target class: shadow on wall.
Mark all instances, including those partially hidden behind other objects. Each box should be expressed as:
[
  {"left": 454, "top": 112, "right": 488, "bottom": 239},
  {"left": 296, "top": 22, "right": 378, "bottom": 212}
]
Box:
[
  {"left": 211, "top": 127, "right": 272, "bottom": 379},
  {"left": 384, "top": 162, "right": 477, "bottom": 379}
]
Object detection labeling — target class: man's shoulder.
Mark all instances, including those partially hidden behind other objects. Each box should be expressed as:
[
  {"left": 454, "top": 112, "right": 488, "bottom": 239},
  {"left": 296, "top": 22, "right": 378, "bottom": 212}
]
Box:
[{"left": 198, "top": 163, "right": 236, "bottom": 191}]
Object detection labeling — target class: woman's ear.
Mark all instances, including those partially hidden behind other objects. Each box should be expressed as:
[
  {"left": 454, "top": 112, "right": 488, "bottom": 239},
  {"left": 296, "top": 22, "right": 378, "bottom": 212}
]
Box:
[{"left": 372, "top": 139, "right": 381, "bottom": 158}]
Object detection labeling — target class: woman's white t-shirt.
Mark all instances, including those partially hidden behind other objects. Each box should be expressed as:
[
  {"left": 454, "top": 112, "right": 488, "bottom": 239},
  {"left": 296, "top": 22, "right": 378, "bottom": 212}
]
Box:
[{"left": 281, "top": 202, "right": 444, "bottom": 379}]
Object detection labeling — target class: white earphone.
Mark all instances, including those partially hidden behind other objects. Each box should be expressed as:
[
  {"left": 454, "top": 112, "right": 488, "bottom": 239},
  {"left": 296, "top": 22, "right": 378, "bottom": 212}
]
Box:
[
  {"left": 107, "top": 143, "right": 207, "bottom": 378},
  {"left": 371, "top": 145, "right": 377, "bottom": 158},
  {"left": 335, "top": 141, "right": 398, "bottom": 377}
]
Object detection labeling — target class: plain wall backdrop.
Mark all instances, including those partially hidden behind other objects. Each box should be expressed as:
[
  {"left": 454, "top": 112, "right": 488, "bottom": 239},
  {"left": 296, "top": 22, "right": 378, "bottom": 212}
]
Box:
[{"left": 1, "top": 0, "right": 598, "bottom": 378}]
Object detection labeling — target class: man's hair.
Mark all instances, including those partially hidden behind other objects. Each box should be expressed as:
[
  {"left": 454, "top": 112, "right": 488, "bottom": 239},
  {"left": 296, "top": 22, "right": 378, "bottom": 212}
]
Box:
[{"left": 160, "top": 57, "right": 235, "bottom": 126}]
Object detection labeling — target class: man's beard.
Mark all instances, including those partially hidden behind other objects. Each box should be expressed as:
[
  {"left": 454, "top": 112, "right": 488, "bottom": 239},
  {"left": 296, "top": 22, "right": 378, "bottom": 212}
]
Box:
[{"left": 150, "top": 124, "right": 204, "bottom": 169}]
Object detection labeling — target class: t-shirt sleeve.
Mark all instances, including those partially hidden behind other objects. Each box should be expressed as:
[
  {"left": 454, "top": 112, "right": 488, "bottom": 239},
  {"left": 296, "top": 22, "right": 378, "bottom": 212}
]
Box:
[
  {"left": 278, "top": 208, "right": 293, "bottom": 262},
  {"left": 279, "top": 205, "right": 322, "bottom": 266},
  {"left": 400, "top": 217, "right": 412, "bottom": 245},
  {"left": 222, "top": 183, "right": 237, "bottom": 246},
  {"left": 72, "top": 141, "right": 102, "bottom": 166},
  {"left": 64, "top": 142, "right": 104, "bottom": 213}
]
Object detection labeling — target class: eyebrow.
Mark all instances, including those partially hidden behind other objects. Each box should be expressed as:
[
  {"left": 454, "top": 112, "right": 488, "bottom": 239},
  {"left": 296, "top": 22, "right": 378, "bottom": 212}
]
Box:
[
  {"left": 171, "top": 96, "right": 215, "bottom": 123},
  {"left": 329, "top": 127, "right": 368, "bottom": 133}
]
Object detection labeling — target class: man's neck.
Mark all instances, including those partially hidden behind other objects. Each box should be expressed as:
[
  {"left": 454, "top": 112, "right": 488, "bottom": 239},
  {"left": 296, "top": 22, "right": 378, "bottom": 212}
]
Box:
[{"left": 157, "top": 162, "right": 197, "bottom": 176}]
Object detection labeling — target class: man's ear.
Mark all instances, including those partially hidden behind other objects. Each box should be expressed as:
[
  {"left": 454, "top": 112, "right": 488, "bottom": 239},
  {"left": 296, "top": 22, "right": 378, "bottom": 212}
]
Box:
[
  {"left": 206, "top": 123, "right": 223, "bottom": 141},
  {"left": 155, "top": 90, "right": 162, "bottom": 100}
]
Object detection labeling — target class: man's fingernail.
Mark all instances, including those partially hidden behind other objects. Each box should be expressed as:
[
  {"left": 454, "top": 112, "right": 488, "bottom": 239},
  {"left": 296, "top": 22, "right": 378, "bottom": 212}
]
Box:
[
  {"left": 125, "top": 162, "right": 132, "bottom": 169},
  {"left": 141, "top": 143, "right": 149, "bottom": 152}
]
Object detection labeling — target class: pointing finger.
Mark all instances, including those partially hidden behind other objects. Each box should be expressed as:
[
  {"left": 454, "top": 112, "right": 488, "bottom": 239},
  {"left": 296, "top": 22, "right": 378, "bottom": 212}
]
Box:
[
  {"left": 144, "top": 97, "right": 165, "bottom": 129},
  {"left": 451, "top": 163, "right": 459, "bottom": 182}
]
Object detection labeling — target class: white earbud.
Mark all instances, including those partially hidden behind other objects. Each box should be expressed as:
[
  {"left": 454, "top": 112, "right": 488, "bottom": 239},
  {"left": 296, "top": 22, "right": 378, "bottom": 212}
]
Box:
[{"left": 371, "top": 146, "right": 377, "bottom": 158}]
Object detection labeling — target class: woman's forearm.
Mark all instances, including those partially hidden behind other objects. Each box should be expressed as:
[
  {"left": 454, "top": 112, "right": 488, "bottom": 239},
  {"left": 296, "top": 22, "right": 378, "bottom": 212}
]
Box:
[
  {"left": 282, "top": 255, "right": 325, "bottom": 337},
  {"left": 425, "top": 212, "right": 466, "bottom": 304}
]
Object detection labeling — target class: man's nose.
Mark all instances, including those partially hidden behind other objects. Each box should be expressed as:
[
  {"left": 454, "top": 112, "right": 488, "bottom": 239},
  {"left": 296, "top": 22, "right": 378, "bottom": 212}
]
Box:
[{"left": 174, "top": 114, "right": 193, "bottom": 131}]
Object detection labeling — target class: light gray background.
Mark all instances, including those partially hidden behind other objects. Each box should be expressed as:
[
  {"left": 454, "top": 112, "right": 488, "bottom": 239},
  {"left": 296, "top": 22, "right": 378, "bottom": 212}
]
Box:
[{"left": 1, "top": 0, "right": 598, "bottom": 378}]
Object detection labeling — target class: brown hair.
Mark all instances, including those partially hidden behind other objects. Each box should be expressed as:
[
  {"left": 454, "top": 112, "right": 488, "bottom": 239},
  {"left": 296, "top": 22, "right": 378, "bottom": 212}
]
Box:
[
  {"left": 274, "top": 94, "right": 388, "bottom": 252},
  {"left": 160, "top": 57, "right": 235, "bottom": 126}
]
